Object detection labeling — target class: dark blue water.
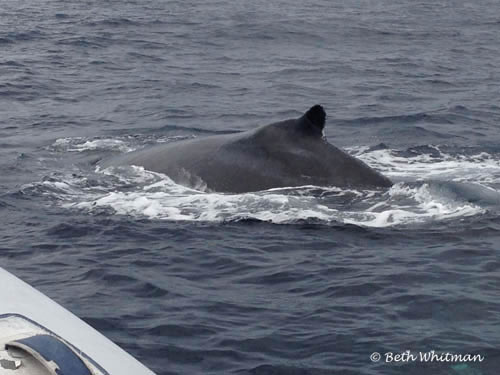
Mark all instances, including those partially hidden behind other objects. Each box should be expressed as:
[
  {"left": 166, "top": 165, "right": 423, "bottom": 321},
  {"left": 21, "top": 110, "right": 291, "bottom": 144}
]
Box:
[{"left": 2, "top": 1, "right": 500, "bottom": 374}]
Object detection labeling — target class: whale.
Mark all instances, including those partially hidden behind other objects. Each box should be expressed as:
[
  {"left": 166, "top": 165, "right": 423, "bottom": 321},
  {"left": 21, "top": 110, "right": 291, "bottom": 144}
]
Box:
[{"left": 100, "top": 105, "right": 392, "bottom": 193}]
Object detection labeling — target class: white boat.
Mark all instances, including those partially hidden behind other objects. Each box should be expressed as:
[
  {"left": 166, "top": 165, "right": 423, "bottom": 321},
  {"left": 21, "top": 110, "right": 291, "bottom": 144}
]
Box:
[{"left": 0, "top": 267, "right": 156, "bottom": 375}]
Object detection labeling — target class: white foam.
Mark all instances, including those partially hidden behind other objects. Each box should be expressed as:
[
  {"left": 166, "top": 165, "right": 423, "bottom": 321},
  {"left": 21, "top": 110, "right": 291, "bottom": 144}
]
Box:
[
  {"left": 69, "top": 185, "right": 339, "bottom": 223},
  {"left": 353, "top": 147, "right": 500, "bottom": 185},
  {"left": 59, "top": 170, "right": 484, "bottom": 227},
  {"left": 37, "top": 142, "right": 500, "bottom": 227},
  {"left": 51, "top": 137, "right": 134, "bottom": 153},
  {"left": 344, "top": 183, "right": 484, "bottom": 227}
]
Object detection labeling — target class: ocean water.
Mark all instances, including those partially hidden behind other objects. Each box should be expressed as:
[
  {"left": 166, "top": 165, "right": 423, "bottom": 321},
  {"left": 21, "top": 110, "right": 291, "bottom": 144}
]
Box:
[{"left": 2, "top": 0, "right": 500, "bottom": 374}]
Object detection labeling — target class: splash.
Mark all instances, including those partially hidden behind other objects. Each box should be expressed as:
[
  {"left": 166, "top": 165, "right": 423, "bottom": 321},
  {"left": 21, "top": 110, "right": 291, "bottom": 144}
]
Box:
[{"left": 28, "top": 139, "right": 500, "bottom": 227}]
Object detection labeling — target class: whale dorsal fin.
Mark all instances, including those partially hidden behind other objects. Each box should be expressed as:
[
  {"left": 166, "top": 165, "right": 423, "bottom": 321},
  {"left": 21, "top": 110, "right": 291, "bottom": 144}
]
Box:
[{"left": 298, "top": 105, "right": 326, "bottom": 137}]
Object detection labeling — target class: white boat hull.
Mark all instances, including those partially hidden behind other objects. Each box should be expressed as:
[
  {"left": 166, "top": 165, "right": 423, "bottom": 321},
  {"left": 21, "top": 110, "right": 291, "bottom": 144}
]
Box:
[{"left": 0, "top": 268, "right": 155, "bottom": 375}]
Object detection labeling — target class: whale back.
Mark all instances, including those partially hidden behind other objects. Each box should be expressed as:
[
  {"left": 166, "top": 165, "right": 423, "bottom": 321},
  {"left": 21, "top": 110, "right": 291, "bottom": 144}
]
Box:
[{"left": 101, "top": 105, "right": 392, "bottom": 192}]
